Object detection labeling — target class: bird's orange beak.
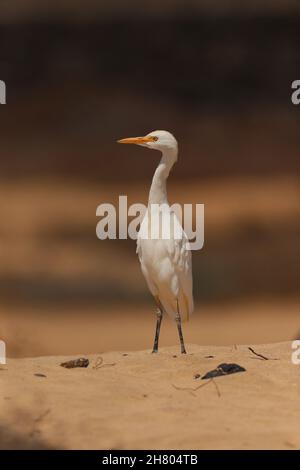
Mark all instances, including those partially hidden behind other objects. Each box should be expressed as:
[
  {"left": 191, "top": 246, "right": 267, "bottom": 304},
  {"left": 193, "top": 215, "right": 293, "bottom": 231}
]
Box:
[{"left": 117, "top": 135, "right": 156, "bottom": 145}]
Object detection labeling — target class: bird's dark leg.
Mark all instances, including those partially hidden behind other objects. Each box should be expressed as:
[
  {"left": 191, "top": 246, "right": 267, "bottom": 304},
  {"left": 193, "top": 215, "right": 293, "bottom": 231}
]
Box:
[
  {"left": 175, "top": 299, "right": 187, "bottom": 354},
  {"left": 152, "top": 297, "right": 164, "bottom": 354}
]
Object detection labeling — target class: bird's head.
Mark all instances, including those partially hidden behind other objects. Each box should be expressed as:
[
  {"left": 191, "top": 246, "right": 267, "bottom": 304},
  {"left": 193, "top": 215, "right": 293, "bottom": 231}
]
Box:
[{"left": 117, "top": 130, "right": 178, "bottom": 155}]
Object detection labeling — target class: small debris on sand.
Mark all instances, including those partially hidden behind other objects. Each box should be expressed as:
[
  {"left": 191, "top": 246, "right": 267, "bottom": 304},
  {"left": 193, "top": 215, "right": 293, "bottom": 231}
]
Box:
[
  {"left": 202, "top": 363, "right": 246, "bottom": 380},
  {"left": 248, "top": 347, "right": 278, "bottom": 361},
  {"left": 172, "top": 378, "right": 221, "bottom": 397},
  {"left": 60, "top": 358, "right": 89, "bottom": 369},
  {"left": 34, "top": 409, "right": 51, "bottom": 423},
  {"left": 93, "top": 356, "right": 116, "bottom": 369},
  {"left": 34, "top": 373, "right": 47, "bottom": 378}
]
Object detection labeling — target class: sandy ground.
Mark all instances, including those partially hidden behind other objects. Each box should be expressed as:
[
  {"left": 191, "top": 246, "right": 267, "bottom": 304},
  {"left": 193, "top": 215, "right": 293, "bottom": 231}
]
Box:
[{"left": 1, "top": 341, "right": 300, "bottom": 450}]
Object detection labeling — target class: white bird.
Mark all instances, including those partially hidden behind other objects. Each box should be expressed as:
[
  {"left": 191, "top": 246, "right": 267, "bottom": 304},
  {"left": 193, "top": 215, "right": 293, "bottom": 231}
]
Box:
[{"left": 118, "top": 130, "right": 193, "bottom": 354}]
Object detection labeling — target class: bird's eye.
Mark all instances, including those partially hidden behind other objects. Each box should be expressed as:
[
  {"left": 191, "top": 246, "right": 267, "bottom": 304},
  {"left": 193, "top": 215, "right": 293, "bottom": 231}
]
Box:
[{"left": 151, "top": 136, "right": 158, "bottom": 141}]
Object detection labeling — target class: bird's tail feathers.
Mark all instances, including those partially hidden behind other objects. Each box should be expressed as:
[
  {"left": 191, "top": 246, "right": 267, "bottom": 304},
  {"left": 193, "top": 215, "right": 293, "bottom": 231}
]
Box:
[{"left": 160, "top": 292, "right": 193, "bottom": 323}]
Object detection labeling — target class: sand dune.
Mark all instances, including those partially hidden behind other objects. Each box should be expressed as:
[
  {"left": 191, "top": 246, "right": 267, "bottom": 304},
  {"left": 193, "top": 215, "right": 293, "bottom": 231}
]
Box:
[{"left": 1, "top": 342, "right": 299, "bottom": 450}]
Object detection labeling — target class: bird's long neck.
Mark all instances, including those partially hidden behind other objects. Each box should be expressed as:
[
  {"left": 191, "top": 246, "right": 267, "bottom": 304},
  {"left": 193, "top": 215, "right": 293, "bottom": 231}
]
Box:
[{"left": 148, "top": 149, "right": 177, "bottom": 205}]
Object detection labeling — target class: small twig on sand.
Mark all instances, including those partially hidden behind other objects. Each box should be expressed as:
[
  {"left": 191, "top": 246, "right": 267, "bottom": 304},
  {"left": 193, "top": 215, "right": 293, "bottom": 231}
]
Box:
[
  {"left": 93, "top": 356, "right": 103, "bottom": 368},
  {"left": 29, "top": 409, "right": 51, "bottom": 438},
  {"left": 93, "top": 356, "right": 116, "bottom": 370},
  {"left": 34, "top": 408, "right": 51, "bottom": 423},
  {"left": 248, "top": 347, "right": 278, "bottom": 361},
  {"left": 172, "top": 378, "right": 221, "bottom": 398},
  {"left": 211, "top": 378, "right": 221, "bottom": 397}
]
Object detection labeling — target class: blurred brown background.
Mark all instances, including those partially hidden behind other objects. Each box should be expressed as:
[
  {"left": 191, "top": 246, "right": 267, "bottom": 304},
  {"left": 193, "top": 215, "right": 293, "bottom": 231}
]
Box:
[{"left": 0, "top": 1, "right": 299, "bottom": 356}]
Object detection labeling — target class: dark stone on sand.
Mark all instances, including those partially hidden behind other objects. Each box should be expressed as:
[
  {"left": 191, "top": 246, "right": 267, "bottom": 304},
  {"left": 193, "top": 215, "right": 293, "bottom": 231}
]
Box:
[
  {"left": 60, "top": 358, "right": 89, "bottom": 369},
  {"left": 202, "top": 363, "right": 246, "bottom": 380}
]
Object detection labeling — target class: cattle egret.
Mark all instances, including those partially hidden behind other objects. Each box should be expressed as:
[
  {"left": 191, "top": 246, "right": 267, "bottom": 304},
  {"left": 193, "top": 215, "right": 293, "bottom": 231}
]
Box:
[{"left": 118, "top": 130, "right": 193, "bottom": 354}]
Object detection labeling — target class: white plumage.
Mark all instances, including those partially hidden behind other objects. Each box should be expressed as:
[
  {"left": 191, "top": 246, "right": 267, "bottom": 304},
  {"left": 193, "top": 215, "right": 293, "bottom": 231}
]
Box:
[
  {"left": 118, "top": 130, "right": 193, "bottom": 354},
  {"left": 137, "top": 206, "right": 193, "bottom": 322}
]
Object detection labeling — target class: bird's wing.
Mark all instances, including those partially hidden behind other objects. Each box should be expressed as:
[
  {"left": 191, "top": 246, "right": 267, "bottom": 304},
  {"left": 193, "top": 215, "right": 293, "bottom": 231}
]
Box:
[
  {"left": 136, "top": 209, "right": 194, "bottom": 319},
  {"left": 136, "top": 221, "right": 159, "bottom": 297},
  {"left": 166, "top": 212, "right": 194, "bottom": 320}
]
